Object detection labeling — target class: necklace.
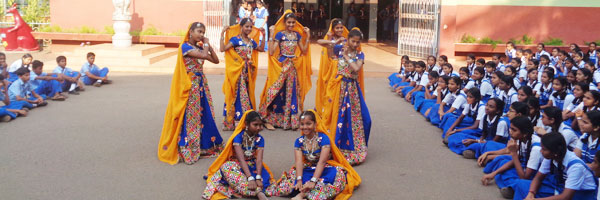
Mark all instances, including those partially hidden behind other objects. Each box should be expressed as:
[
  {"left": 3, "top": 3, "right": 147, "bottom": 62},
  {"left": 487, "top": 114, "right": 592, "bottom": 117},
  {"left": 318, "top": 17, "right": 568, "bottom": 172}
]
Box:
[
  {"left": 305, "top": 134, "right": 319, "bottom": 162},
  {"left": 244, "top": 133, "right": 256, "bottom": 157}
]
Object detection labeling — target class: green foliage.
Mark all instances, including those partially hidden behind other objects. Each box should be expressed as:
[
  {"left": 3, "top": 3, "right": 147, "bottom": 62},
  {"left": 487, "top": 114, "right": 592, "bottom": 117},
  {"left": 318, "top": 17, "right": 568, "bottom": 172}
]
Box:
[
  {"left": 583, "top": 40, "right": 600, "bottom": 45},
  {"left": 169, "top": 30, "right": 187, "bottom": 36},
  {"left": 20, "top": 0, "right": 50, "bottom": 23},
  {"left": 38, "top": 25, "right": 62, "bottom": 32},
  {"left": 1, "top": 0, "right": 17, "bottom": 20},
  {"left": 130, "top": 30, "right": 141, "bottom": 37},
  {"left": 521, "top": 34, "right": 534, "bottom": 45},
  {"left": 543, "top": 37, "right": 564, "bottom": 46},
  {"left": 478, "top": 37, "right": 503, "bottom": 49},
  {"left": 103, "top": 26, "right": 115, "bottom": 34},
  {"left": 460, "top": 34, "right": 477, "bottom": 43},
  {"left": 508, "top": 38, "right": 522, "bottom": 45},
  {"left": 140, "top": 25, "right": 162, "bottom": 36},
  {"left": 76, "top": 26, "right": 98, "bottom": 34}
]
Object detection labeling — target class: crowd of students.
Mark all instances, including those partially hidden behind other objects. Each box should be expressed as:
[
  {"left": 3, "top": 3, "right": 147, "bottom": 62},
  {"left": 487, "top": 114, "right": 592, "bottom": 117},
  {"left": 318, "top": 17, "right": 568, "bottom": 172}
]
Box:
[
  {"left": 389, "top": 42, "right": 600, "bottom": 199},
  {"left": 0, "top": 52, "right": 111, "bottom": 123}
]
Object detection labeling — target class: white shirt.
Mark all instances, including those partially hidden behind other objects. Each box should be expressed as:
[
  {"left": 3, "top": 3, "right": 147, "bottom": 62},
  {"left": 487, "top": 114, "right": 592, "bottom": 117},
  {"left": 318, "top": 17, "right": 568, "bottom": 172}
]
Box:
[
  {"left": 462, "top": 101, "right": 485, "bottom": 121},
  {"left": 576, "top": 133, "right": 598, "bottom": 152},
  {"left": 7, "top": 59, "right": 30, "bottom": 73},
  {"left": 465, "top": 80, "right": 494, "bottom": 97},
  {"left": 534, "top": 83, "right": 553, "bottom": 98},
  {"left": 418, "top": 72, "right": 430, "bottom": 87},
  {"left": 558, "top": 123, "right": 581, "bottom": 151},
  {"left": 442, "top": 91, "right": 467, "bottom": 110},
  {"left": 526, "top": 134, "right": 544, "bottom": 170},
  {"left": 499, "top": 88, "right": 518, "bottom": 108},
  {"left": 550, "top": 93, "right": 575, "bottom": 111},
  {"left": 538, "top": 151, "right": 596, "bottom": 190}
]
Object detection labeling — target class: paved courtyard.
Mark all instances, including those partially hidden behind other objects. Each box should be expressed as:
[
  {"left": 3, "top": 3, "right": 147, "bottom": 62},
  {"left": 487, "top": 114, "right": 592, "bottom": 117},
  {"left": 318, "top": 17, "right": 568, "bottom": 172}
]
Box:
[{"left": 1, "top": 71, "right": 503, "bottom": 199}]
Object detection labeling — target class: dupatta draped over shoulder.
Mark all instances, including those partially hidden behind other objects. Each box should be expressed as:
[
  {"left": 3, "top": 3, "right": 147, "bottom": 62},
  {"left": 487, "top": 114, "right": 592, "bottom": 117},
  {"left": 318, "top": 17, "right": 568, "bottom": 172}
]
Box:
[
  {"left": 259, "top": 9, "right": 312, "bottom": 112},
  {"left": 223, "top": 24, "right": 261, "bottom": 124},
  {"left": 157, "top": 24, "right": 194, "bottom": 165},
  {"left": 315, "top": 22, "right": 349, "bottom": 115}
]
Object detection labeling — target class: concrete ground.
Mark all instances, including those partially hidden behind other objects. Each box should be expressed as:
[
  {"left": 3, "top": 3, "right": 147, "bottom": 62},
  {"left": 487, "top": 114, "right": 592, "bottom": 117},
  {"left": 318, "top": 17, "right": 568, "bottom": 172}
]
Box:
[{"left": 1, "top": 71, "right": 503, "bottom": 200}]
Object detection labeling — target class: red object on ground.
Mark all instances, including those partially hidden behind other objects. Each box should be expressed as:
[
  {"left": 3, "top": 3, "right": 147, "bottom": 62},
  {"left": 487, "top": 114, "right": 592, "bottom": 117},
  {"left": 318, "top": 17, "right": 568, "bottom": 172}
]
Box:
[{"left": 0, "top": 4, "right": 40, "bottom": 51}]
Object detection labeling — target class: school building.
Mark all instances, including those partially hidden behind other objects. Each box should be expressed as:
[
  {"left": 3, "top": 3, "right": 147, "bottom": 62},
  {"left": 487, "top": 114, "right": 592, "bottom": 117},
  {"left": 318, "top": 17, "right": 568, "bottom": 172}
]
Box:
[{"left": 46, "top": 0, "right": 600, "bottom": 61}]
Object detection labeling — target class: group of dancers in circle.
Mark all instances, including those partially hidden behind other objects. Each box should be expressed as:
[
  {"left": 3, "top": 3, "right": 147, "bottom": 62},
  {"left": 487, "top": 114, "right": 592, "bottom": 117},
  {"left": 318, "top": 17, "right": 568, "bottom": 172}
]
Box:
[
  {"left": 157, "top": 10, "right": 371, "bottom": 200},
  {"left": 389, "top": 41, "right": 600, "bottom": 199}
]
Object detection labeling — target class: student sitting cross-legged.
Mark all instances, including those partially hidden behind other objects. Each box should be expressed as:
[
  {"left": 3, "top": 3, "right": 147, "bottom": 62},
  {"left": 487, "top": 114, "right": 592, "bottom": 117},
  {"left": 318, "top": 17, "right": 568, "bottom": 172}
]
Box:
[
  {"left": 30, "top": 60, "right": 66, "bottom": 101},
  {"left": 0, "top": 75, "right": 29, "bottom": 122},
  {"left": 80, "top": 52, "right": 111, "bottom": 87},
  {"left": 53, "top": 56, "right": 84, "bottom": 95},
  {"left": 8, "top": 67, "right": 47, "bottom": 108}
]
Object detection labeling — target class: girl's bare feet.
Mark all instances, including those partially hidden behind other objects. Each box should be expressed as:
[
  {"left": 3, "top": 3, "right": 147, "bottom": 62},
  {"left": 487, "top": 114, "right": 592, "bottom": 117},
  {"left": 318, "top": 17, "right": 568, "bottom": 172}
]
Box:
[{"left": 16, "top": 110, "right": 27, "bottom": 117}]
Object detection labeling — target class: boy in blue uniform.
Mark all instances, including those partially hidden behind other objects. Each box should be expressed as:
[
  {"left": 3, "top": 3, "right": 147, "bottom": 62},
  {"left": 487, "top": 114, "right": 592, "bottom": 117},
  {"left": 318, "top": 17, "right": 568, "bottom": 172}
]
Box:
[
  {"left": 80, "top": 52, "right": 111, "bottom": 87},
  {"left": 8, "top": 67, "right": 48, "bottom": 107},
  {"left": 53, "top": 56, "right": 83, "bottom": 94},
  {"left": 0, "top": 52, "right": 8, "bottom": 82},
  {"left": 0, "top": 75, "right": 28, "bottom": 122},
  {"left": 30, "top": 60, "right": 66, "bottom": 101}
]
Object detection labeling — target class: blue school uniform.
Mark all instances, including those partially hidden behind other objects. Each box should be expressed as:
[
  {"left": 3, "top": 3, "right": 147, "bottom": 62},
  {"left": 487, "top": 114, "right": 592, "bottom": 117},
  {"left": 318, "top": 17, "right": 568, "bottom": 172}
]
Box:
[
  {"left": 0, "top": 90, "right": 32, "bottom": 119},
  {"left": 392, "top": 71, "right": 414, "bottom": 88},
  {"left": 30, "top": 71, "right": 62, "bottom": 99},
  {"left": 7, "top": 78, "right": 36, "bottom": 102},
  {"left": 465, "top": 79, "right": 493, "bottom": 103},
  {"left": 433, "top": 91, "right": 467, "bottom": 127},
  {"left": 513, "top": 151, "right": 598, "bottom": 200},
  {"left": 401, "top": 71, "right": 427, "bottom": 99},
  {"left": 464, "top": 117, "right": 510, "bottom": 158},
  {"left": 488, "top": 136, "right": 544, "bottom": 190},
  {"left": 506, "top": 49, "right": 516, "bottom": 63},
  {"left": 537, "top": 83, "right": 552, "bottom": 107},
  {"left": 440, "top": 100, "right": 484, "bottom": 137},
  {"left": 447, "top": 113, "right": 494, "bottom": 155},
  {"left": 388, "top": 71, "right": 403, "bottom": 87},
  {"left": 80, "top": 62, "right": 109, "bottom": 85},
  {"left": 428, "top": 90, "right": 465, "bottom": 125},
  {"left": 498, "top": 88, "right": 518, "bottom": 114},
  {"left": 419, "top": 88, "right": 448, "bottom": 116},
  {"left": 413, "top": 82, "right": 436, "bottom": 111},
  {"left": 578, "top": 133, "right": 599, "bottom": 164},
  {"left": 467, "top": 63, "right": 476, "bottom": 75},
  {"left": 53, "top": 66, "right": 81, "bottom": 91}
]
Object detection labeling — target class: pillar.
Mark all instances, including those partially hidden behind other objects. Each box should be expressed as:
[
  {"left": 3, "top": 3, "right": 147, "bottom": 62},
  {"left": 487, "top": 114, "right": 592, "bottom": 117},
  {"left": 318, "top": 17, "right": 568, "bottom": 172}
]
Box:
[{"left": 368, "top": 0, "right": 377, "bottom": 43}]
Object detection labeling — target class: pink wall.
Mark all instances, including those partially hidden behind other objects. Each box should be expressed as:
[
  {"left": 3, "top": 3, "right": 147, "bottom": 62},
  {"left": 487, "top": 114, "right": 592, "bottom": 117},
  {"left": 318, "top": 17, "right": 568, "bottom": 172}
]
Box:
[
  {"left": 454, "top": 5, "right": 599, "bottom": 45},
  {"left": 49, "top": 0, "right": 205, "bottom": 33}
]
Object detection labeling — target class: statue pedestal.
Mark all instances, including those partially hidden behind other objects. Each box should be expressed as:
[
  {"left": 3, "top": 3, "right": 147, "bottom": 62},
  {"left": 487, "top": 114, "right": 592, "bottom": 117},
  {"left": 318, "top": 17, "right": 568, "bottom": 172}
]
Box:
[{"left": 112, "top": 19, "right": 132, "bottom": 48}]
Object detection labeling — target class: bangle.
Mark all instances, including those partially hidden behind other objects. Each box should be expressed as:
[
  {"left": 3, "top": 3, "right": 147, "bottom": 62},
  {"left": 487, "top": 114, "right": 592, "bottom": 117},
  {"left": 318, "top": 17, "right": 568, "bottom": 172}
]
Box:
[
  {"left": 528, "top": 191, "right": 536, "bottom": 195},
  {"left": 309, "top": 177, "right": 318, "bottom": 183},
  {"left": 296, "top": 176, "right": 302, "bottom": 180},
  {"left": 247, "top": 176, "right": 255, "bottom": 181},
  {"left": 577, "top": 117, "right": 582, "bottom": 120},
  {"left": 255, "top": 175, "right": 262, "bottom": 180}
]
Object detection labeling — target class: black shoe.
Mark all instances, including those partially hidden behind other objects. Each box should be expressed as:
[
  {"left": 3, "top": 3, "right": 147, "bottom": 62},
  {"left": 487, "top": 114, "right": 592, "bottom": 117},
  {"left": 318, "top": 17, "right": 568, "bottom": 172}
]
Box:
[{"left": 69, "top": 91, "right": 80, "bottom": 95}]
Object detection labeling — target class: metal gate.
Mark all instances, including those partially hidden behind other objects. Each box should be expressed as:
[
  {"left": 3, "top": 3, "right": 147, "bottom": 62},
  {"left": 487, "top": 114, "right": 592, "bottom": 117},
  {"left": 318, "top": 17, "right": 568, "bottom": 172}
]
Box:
[
  {"left": 397, "top": 0, "right": 441, "bottom": 59},
  {"left": 203, "top": 0, "right": 230, "bottom": 53}
]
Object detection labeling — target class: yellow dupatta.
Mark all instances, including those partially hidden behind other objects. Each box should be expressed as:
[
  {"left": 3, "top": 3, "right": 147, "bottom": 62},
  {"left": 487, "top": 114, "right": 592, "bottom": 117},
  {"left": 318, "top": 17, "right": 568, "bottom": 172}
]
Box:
[
  {"left": 307, "top": 109, "right": 361, "bottom": 200},
  {"left": 157, "top": 24, "right": 194, "bottom": 165},
  {"left": 223, "top": 24, "right": 261, "bottom": 124},
  {"left": 206, "top": 110, "right": 276, "bottom": 200},
  {"left": 322, "top": 27, "right": 366, "bottom": 144},
  {"left": 315, "top": 21, "right": 348, "bottom": 116},
  {"left": 259, "top": 9, "right": 312, "bottom": 112}
]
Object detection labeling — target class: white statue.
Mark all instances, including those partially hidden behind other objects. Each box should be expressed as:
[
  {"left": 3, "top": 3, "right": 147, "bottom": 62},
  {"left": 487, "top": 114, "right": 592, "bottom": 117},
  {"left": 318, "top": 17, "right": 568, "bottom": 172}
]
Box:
[
  {"left": 112, "top": 0, "right": 132, "bottom": 47},
  {"left": 112, "top": 0, "right": 132, "bottom": 20}
]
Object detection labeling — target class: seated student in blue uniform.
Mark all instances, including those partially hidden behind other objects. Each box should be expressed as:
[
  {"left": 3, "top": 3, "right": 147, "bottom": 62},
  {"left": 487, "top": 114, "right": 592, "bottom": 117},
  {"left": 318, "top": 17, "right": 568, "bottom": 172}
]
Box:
[
  {"left": 413, "top": 71, "right": 439, "bottom": 112},
  {"left": 480, "top": 116, "right": 544, "bottom": 199},
  {"left": 7, "top": 67, "right": 47, "bottom": 108},
  {"left": 405, "top": 61, "right": 430, "bottom": 103},
  {"left": 517, "top": 86, "right": 534, "bottom": 103},
  {"left": 399, "top": 61, "right": 427, "bottom": 99},
  {"left": 576, "top": 110, "right": 600, "bottom": 164},
  {"left": 30, "top": 60, "right": 66, "bottom": 101},
  {"left": 497, "top": 75, "right": 519, "bottom": 114},
  {"left": 562, "top": 82, "right": 589, "bottom": 127},
  {"left": 513, "top": 132, "right": 598, "bottom": 200},
  {"left": 536, "top": 70, "right": 554, "bottom": 109},
  {"left": 446, "top": 98, "right": 504, "bottom": 155},
  {"left": 458, "top": 67, "right": 470, "bottom": 88},
  {"left": 440, "top": 87, "right": 483, "bottom": 137},
  {"left": 484, "top": 61, "right": 497, "bottom": 80},
  {"left": 427, "top": 76, "right": 465, "bottom": 126},
  {"left": 548, "top": 76, "right": 575, "bottom": 112},
  {"left": 475, "top": 102, "right": 530, "bottom": 163},
  {"left": 440, "top": 63, "right": 458, "bottom": 77},
  {"left": 80, "top": 52, "right": 111, "bottom": 87},
  {"left": 534, "top": 107, "right": 582, "bottom": 156},
  {"left": 464, "top": 67, "right": 494, "bottom": 103},
  {"left": 421, "top": 75, "right": 450, "bottom": 117},
  {"left": 592, "top": 151, "right": 600, "bottom": 200},
  {"left": 388, "top": 55, "right": 410, "bottom": 89},
  {"left": 53, "top": 56, "right": 84, "bottom": 95},
  {"left": 0, "top": 75, "right": 29, "bottom": 122}
]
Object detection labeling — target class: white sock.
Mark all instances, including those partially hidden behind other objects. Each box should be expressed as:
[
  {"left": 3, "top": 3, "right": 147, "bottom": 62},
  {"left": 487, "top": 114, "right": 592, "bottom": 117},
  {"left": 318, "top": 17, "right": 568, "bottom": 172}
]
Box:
[
  {"left": 96, "top": 80, "right": 102, "bottom": 83},
  {"left": 69, "top": 83, "right": 76, "bottom": 91}
]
